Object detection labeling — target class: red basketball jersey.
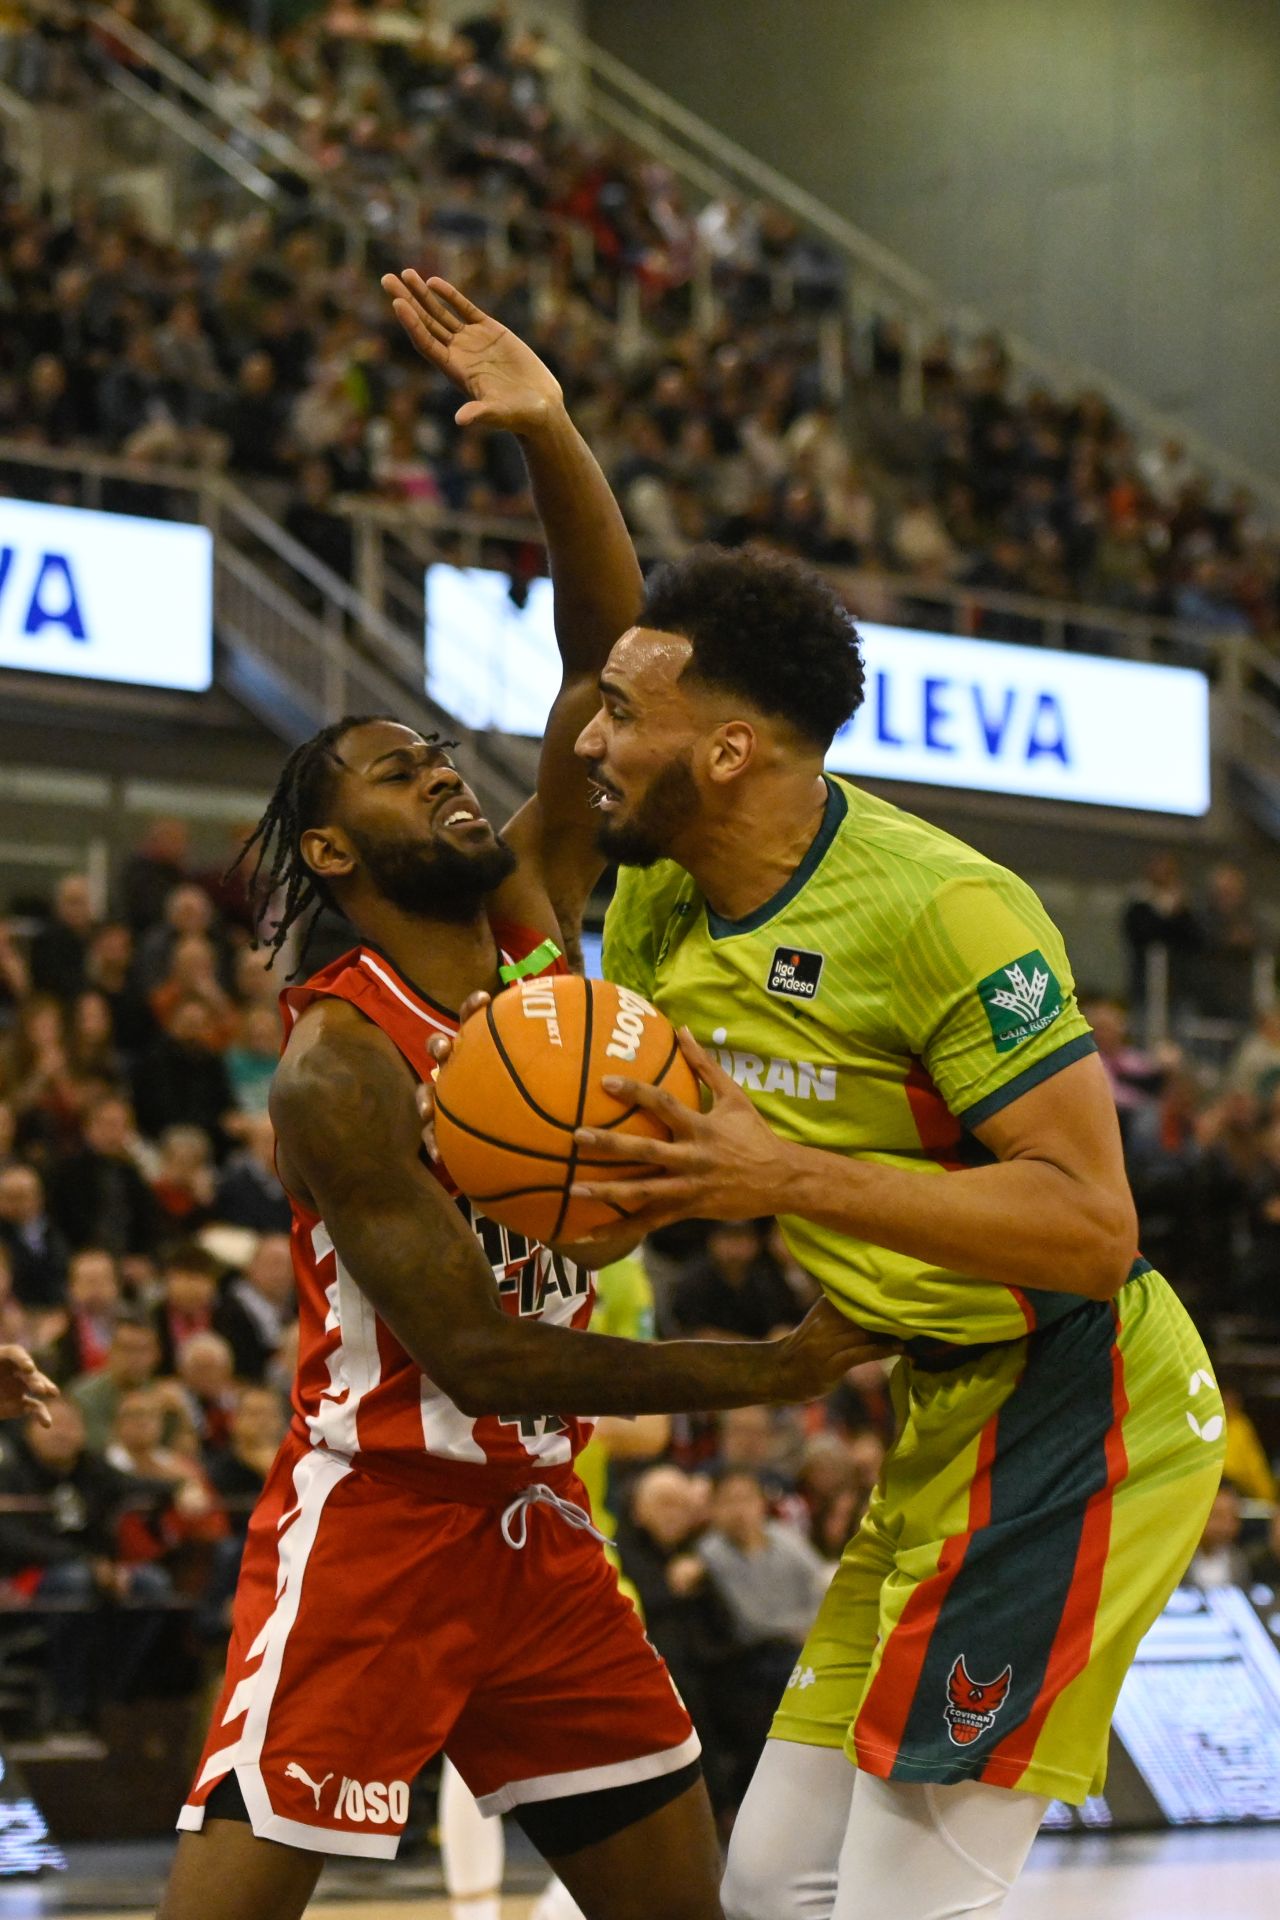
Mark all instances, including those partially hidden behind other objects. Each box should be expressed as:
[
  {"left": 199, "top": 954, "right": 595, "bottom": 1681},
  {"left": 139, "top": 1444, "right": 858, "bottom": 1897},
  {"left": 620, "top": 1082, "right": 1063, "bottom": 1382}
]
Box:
[{"left": 277, "top": 928, "right": 598, "bottom": 1501}]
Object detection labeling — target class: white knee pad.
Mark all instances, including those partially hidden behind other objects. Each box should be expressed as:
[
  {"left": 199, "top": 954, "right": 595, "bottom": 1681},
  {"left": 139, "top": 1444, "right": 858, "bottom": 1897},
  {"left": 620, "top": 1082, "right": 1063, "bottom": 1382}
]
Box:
[
  {"left": 832, "top": 1773, "right": 1049, "bottom": 1920},
  {"left": 721, "top": 1740, "right": 856, "bottom": 1920}
]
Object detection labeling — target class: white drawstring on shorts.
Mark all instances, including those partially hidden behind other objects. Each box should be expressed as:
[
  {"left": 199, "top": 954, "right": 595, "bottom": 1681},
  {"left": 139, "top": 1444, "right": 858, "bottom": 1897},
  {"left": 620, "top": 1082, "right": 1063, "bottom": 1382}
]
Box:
[{"left": 500, "top": 1482, "right": 609, "bottom": 1551}]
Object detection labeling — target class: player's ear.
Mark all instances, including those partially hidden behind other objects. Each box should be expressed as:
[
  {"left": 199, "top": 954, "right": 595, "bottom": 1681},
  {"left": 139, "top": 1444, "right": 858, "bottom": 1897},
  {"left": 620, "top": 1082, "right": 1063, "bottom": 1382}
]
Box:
[
  {"left": 705, "top": 720, "right": 757, "bottom": 785},
  {"left": 300, "top": 825, "right": 355, "bottom": 884}
]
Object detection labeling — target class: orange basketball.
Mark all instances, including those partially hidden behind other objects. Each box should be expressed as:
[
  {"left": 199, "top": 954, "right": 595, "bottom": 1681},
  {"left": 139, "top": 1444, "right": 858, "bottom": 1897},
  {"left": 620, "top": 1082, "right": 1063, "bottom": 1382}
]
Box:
[{"left": 433, "top": 974, "right": 700, "bottom": 1244}]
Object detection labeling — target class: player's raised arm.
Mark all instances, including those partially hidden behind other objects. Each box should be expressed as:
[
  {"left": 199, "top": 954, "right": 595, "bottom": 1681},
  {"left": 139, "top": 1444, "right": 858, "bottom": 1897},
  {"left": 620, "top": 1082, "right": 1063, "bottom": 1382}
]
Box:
[
  {"left": 271, "top": 1002, "right": 889, "bottom": 1418},
  {"left": 383, "top": 272, "right": 642, "bottom": 943}
]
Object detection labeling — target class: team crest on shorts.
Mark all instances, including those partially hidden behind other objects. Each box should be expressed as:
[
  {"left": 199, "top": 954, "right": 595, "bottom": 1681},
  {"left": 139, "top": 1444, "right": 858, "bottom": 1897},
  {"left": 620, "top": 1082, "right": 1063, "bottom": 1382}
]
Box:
[{"left": 944, "top": 1655, "right": 1013, "bottom": 1746}]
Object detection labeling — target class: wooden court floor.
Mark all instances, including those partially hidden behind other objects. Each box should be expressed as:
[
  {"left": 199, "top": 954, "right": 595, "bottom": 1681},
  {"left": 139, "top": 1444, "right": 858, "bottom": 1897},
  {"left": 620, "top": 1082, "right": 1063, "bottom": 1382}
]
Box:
[{"left": 62, "top": 1836, "right": 1280, "bottom": 1920}]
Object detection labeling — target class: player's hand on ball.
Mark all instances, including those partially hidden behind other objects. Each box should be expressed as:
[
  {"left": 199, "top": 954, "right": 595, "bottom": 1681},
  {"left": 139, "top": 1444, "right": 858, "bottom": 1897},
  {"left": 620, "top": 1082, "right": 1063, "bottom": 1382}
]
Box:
[
  {"left": 571, "top": 1028, "right": 796, "bottom": 1235},
  {"left": 0, "top": 1345, "right": 58, "bottom": 1424},
  {"left": 418, "top": 991, "right": 492, "bottom": 1163},
  {"left": 776, "top": 1299, "right": 900, "bottom": 1403},
  {"left": 381, "top": 271, "right": 564, "bottom": 434}
]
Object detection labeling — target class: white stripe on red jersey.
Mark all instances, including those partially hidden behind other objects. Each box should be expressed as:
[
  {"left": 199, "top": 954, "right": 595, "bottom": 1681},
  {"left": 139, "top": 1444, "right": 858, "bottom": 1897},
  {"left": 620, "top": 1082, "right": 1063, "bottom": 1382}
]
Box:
[{"left": 278, "top": 928, "right": 596, "bottom": 1501}]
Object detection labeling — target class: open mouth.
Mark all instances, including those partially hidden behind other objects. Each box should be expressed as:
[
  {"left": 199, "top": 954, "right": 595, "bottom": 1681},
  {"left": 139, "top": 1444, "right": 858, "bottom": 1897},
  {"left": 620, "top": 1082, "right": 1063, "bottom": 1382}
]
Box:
[
  {"left": 588, "top": 777, "right": 622, "bottom": 813},
  {"left": 435, "top": 798, "right": 487, "bottom": 832}
]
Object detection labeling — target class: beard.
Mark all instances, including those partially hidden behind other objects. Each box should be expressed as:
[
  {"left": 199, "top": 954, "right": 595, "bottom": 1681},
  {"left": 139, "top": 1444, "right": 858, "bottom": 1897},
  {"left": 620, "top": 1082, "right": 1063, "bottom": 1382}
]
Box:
[
  {"left": 347, "top": 822, "right": 517, "bottom": 922},
  {"left": 595, "top": 753, "right": 699, "bottom": 868}
]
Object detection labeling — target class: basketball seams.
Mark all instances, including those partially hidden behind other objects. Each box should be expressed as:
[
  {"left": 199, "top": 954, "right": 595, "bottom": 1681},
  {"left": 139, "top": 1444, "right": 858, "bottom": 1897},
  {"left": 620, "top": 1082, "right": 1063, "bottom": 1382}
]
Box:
[
  {"left": 482, "top": 1001, "right": 578, "bottom": 1133},
  {"left": 436, "top": 1093, "right": 647, "bottom": 1170},
  {"left": 549, "top": 979, "right": 596, "bottom": 1243}
]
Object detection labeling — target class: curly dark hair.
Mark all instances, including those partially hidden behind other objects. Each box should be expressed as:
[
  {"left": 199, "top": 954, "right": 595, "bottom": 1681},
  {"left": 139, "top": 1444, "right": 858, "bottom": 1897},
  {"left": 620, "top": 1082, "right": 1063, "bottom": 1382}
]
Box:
[
  {"left": 227, "top": 713, "right": 399, "bottom": 969},
  {"left": 638, "top": 545, "right": 865, "bottom": 748}
]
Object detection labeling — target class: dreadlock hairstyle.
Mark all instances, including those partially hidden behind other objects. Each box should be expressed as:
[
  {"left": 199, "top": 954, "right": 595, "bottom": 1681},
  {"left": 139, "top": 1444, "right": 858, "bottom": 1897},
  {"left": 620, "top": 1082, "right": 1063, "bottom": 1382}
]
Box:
[{"left": 228, "top": 714, "right": 401, "bottom": 973}]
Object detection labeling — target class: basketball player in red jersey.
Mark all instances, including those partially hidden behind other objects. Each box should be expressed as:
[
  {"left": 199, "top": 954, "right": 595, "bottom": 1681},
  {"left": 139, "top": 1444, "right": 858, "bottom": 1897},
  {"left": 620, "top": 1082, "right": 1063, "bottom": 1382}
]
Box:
[{"left": 159, "top": 278, "right": 882, "bottom": 1920}]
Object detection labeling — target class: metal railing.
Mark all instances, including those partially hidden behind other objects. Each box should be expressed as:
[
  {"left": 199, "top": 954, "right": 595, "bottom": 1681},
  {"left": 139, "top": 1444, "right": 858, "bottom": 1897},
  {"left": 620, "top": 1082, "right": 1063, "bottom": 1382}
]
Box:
[{"left": 0, "top": 438, "right": 529, "bottom": 821}]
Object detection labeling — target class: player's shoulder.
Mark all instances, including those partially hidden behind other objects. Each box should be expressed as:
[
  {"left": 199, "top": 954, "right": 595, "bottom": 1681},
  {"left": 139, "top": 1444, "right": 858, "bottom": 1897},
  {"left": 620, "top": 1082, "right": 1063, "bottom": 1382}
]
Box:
[
  {"left": 608, "top": 857, "right": 696, "bottom": 920},
  {"left": 829, "top": 776, "right": 1023, "bottom": 905}
]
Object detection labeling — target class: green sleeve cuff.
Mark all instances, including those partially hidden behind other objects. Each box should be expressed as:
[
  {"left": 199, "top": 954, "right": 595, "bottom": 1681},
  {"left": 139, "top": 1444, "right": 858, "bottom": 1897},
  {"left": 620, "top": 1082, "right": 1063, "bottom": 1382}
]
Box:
[{"left": 958, "top": 1031, "right": 1099, "bottom": 1130}]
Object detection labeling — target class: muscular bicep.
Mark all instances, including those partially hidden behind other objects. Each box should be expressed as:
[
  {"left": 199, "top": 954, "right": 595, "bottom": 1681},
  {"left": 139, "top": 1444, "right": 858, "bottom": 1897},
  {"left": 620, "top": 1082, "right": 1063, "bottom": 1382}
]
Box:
[
  {"left": 972, "top": 1052, "right": 1135, "bottom": 1219},
  {"left": 270, "top": 1008, "right": 506, "bottom": 1386}
]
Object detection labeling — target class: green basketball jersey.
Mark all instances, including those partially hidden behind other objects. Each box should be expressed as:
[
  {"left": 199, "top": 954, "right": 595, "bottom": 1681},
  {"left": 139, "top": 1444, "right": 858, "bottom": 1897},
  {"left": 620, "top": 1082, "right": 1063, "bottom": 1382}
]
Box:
[{"left": 603, "top": 775, "right": 1100, "bottom": 1346}]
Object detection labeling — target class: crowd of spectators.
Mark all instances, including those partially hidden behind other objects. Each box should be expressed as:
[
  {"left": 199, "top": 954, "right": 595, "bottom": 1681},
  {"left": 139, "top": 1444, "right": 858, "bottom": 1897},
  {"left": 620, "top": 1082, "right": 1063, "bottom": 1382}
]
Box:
[{"left": 0, "top": 0, "right": 1278, "bottom": 647}]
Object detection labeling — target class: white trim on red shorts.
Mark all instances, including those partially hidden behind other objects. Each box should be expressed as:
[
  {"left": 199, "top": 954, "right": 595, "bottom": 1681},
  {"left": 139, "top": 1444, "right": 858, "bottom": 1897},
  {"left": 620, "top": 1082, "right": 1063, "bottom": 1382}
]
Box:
[
  {"left": 177, "top": 1448, "right": 401, "bottom": 1859},
  {"left": 473, "top": 1729, "right": 703, "bottom": 1819}
]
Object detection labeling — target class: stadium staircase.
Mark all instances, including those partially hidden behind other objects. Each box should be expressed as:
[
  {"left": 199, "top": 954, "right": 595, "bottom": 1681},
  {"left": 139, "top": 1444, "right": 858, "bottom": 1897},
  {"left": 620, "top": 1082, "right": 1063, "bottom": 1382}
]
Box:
[{"left": 3, "top": 5, "right": 1280, "bottom": 841}]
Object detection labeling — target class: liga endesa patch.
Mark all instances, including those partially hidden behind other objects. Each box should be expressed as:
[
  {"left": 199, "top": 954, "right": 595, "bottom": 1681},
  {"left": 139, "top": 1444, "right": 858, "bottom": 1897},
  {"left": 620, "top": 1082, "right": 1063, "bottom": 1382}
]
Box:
[{"left": 766, "top": 947, "right": 825, "bottom": 1002}]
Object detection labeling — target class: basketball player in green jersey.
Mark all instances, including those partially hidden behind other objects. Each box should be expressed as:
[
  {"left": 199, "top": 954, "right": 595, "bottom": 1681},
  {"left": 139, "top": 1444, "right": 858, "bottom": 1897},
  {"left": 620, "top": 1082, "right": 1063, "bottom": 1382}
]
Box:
[{"left": 562, "top": 549, "right": 1225, "bottom": 1919}]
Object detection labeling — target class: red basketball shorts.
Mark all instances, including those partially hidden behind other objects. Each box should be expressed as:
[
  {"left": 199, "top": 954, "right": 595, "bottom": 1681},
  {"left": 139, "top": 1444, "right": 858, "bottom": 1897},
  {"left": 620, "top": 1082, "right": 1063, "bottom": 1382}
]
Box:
[{"left": 179, "top": 1434, "right": 698, "bottom": 1858}]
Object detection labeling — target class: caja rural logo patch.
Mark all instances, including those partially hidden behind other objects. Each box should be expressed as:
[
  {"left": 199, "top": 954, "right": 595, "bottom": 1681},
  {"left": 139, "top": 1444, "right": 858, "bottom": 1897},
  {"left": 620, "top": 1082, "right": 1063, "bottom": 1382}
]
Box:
[
  {"left": 944, "top": 1656, "right": 1013, "bottom": 1746},
  {"left": 976, "top": 949, "right": 1064, "bottom": 1053},
  {"left": 766, "top": 946, "right": 824, "bottom": 1002}
]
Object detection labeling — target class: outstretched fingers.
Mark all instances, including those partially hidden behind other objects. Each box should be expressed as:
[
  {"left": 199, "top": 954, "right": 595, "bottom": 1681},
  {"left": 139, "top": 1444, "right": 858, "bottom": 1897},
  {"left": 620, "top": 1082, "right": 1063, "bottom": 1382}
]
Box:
[{"left": 418, "top": 273, "right": 488, "bottom": 326}]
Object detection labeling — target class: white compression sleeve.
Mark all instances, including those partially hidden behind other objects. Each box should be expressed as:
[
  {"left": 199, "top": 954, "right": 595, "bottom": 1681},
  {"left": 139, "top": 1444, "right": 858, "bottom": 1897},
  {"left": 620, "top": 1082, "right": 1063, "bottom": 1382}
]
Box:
[
  {"left": 439, "top": 1758, "right": 504, "bottom": 1912},
  {"left": 722, "top": 1740, "right": 1049, "bottom": 1920},
  {"left": 832, "top": 1773, "right": 1049, "bottom": 1920},
  {"left": 722, "top": 1740, "right": 856, "bottom": 1920}
]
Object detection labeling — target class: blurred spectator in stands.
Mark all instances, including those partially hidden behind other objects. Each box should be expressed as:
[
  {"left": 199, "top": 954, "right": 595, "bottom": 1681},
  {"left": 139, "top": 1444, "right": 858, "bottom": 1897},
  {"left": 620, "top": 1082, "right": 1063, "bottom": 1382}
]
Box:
[
  {"left": 0, "top": 1243, "right": 32, "bottom": 1347},
  {"left": 1122, "top": 853, "right": 1201, "bottom": 1011},
  {"left": 84, "top": 923, "right": 151, "bottom": 1057},
  {"left": 232, "top": 945, "right": 280, "bottom": 1015},
  {"left": 107, "top": 1388, "right": 228, "bottom": 1569},
  {"left": 1248, "top": 1506, "right": 1280, "bottom": 1590},
  {"left": 220, "top": 350, "right": 290, "bottom": 476},
  {"left": 1123, "top": 1068, "right": 1207, "bottom": 1290},
  {"left": 0, "top": 1398, "right": 176, "bottom": 1731},
  {"left": 615, "top": 1463, "right": 729, "bottom": 1801},
  {"left": 150, "top": 1126, "right": 218, "bottom": 1237},
  {"left": 1242, "top": 1114, "right": 1280, "bottom": 1331},
  {"left": 0, "top": 921, "right": 30, "bottom": 1032},
  {"left": 207, "top": 1383, "right": 286, "bottom": 1537},
  {"left": 214, "top": 1113, "right": 291, "bottom": 1235},
  {"left": 29, "top": 873, "right": 95, "bottom": 1003},
  {"left": 1139, "top": 436, "right": 1197, "bottom": 510},
  {"left": 1080, "top": 996, "right": 1166, "bottom": 1136},
  {"left": 225, "top": 1007, "right": 281, "bottom": 1117},
  {"left": 1195, "top": 864, "right": 1260, "bottom": 1022},
  {"left": 67, "top": 989, "right": 123, "bottom": 1085},
  {"left": 48, "top": 1092, "right": 158, "bottom": 1260},
  {"left": 217, "top": 1233, "right": 295, "bottom": 1383},
  {"left": 1228, "top": 1008, "right": 1280, "bottom": 1107},
  {"left": 1219, "top": 1382, "right": 1277, "bottom": 1503},
  {"left": 697, "top": 1467, "right": 828, "bottom": 1808},
  {"left": 132, "top": 1000, "right": 236, "bottom": 1152},
  {"left": 669, "top": 1220, "right": 804, "bottom": 1341},
  {"left": 41, "top": 1247, "right": 120, "bottom": 1385},
  {"left": 121, "top": 820, "right": 190, "bottom": 934},
  {"left": 69, "top": 1312, "right": 173, "bottom": 1452},
  {"left": 175, "top": 1330, "right": 238, "bottom": 1453},
  {"left": 0, "top": 1163, "right": 68, "bottom": 1310},
  {"left": 283, "top": 455, "right": 355, "bottom": 585},
  {"left": 714, "top": 1405, "right": 798, "bottom": 1499},
  {"left": 0, "top": 995, "right": 75, "bottom": 1140},
  {"left": 763, "top": 1220, "right": 819, "bottom": 1318},
  {"left": 0, "top": 1098, "right": 17, "bottom": 1174},
  {"left": 151, "top": 1243, "right": 221, "bottom": 1374},
  {"left": 134, "top": 884, "right": 223, "bottom": 996},
  {"left": 1187, "top": 1481, "right": 1250, "bottom": 1590}
]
